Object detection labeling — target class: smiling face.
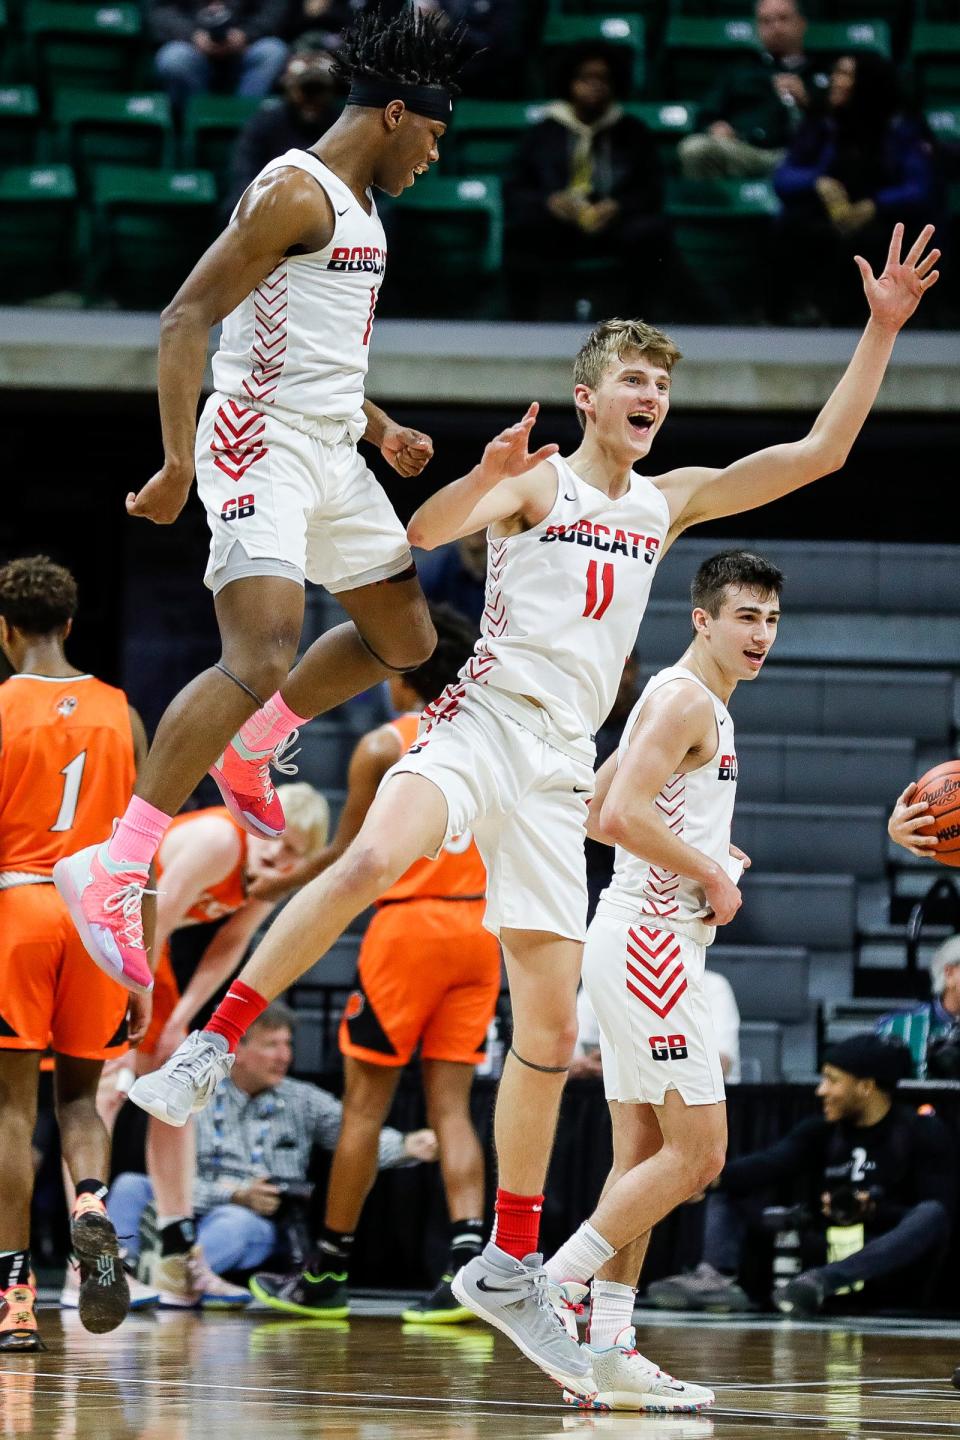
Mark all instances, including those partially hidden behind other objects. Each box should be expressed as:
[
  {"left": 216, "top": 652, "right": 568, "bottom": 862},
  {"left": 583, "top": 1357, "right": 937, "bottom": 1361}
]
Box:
[
  {"left": 817, "top": 1063, "right": 872, "bottom": 1123},
  {"left": 373, "top": 103, "right": 446, "bottom": 195},
  {"left": 575, "top": 349, "right": 672, "bottom": 462},
  {"left": 693, "top": 583, "right": 781, "bottom": 682}
]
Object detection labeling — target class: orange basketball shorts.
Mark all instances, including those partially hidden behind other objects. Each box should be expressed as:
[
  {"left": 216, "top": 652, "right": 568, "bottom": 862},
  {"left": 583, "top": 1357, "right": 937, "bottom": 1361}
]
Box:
[
  {"left": 339, "top": 898, "right": 501, "bottom": 1068},
  {"left": 139, "top": 942, "right": 179, "bottom": 1055},
  {"left": 0, "top": 883, "right": 128, "bottom": 1059}
]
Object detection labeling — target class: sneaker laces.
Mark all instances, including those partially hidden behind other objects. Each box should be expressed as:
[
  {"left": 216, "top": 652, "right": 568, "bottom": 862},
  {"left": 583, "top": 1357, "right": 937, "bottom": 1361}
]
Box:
[
  {"left": 532, "top": 1270, "right": 577, "bottom": 1339},
  {"left": 103, "top": 879, "right": 157, "bottom": 950},
  {"left": 166, "top": 1037, "right": 230, "bottom": 1091},
  {"left": 272, "top": 729, "right": 301, "bottom": 777}
]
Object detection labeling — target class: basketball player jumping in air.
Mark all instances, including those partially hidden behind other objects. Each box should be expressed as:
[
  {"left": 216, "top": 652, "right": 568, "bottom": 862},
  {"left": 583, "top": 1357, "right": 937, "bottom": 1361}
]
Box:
[
  {"left": 55, "top": 5, "right": 468, "bottom": 993},
  {"left": 131, "top": 222, "right": 936, "bottom": 1401},
  {"left": 540, "top": 549, "right": 783, "bottom": 1412}
]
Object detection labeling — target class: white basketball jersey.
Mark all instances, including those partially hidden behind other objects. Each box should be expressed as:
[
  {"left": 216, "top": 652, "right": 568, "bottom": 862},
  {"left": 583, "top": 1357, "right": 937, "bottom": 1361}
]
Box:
[
  {"left": 602, "top": 665, "right": 740, "bottom": 944},
  {"left": 212, "top": 149, "right": 386, "bottom": 426},
  {"left": 452, "top": 454, "right": 671, "bottom": 752}
]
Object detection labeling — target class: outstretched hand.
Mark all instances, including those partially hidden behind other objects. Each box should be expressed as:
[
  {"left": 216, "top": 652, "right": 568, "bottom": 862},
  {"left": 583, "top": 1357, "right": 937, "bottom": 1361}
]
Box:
[
  {"left": 478, "top": 402, "right": 559, "bottom": 486},
  {"left": 856, "top": 223, "right": 940, "bottom": 332}
]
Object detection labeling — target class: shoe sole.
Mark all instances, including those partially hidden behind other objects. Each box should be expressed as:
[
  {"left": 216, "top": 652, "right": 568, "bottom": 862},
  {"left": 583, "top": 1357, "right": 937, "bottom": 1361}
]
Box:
[
  {"left": 199, "top": 1294, "right": 254, "bottom": 1309},
  {"left": 61, "top": 1291, "right": 158, "bottom": 1311},
  {"left": 72, "top": 1212, "right": 130, "bottom": 1334},
  {"left": 562, "top": 1389, "right": 712, "bottom": 1412},
  {"left": 209, "top": 763, "right": 285, "bottom": 839},
  {"left": 0, "top": 1328, "right": 46, "bottom": 1352},
  {"left": 248, "top": 1275, "right": 349, "bottom": 1318},
  {"left": 53, "top": 853, "right": 153, "bottom": 997},
  {"left": 399, "top": 1305, "right": 476, "bottom": 1325},
  {"left": 450, "top": 1271, "right": 596, "bottom": 1399},
  {"left": 127, "top": 1074, "right": 192, "bottom": 1128}
]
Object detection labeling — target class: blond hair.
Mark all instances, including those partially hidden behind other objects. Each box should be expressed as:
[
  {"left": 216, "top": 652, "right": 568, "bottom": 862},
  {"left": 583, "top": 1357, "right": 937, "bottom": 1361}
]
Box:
[
  {"left": 275, "top": 783, "right": 330, "bottom": 860},
  {"left": 573, "top": 319, "right": 682, "bottom": 431}
]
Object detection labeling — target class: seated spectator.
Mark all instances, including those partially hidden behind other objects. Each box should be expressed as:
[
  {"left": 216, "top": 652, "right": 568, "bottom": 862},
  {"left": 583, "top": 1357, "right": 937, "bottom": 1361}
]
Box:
[
  {"left": 107, "top": 1004, "right": 436, "bottom": 1288},
  {"left": 877, "top": 935, "right": 960, "bottom": 1080},
  {"left": 572, "top": 975, "right": 740, "bottom": 1083},
  {"left": 505, "top": 43, "right": 665, "bottom": 318},
  {"left": 648, "top": 1034, "right": 954, "bottom": 1317},
  {"left": 150, "top": 0, "right": 288, "bottom": 111},
  {"left": 287, "top": 0, "right": 362, "bottom": 50},
  {"left": 679, "top": 0, "right": 824, "bottom": 182},
  {"left": 227, "top": 44, "right": 339, "bottom": 212},
  {"left": 772, "top": 53, "right": 937, "bottom": 323},
  {"left": 416, "top": 533, "right": 487, "bottom": 627}
]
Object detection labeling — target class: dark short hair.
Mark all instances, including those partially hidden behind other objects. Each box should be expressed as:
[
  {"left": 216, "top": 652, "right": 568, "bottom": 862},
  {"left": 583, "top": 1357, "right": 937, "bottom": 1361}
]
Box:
[
  {"left": 691, "top": 550, "right": 784, "bottom": 618},
  {"left": 0, "top": 555, "right": 78, "bottom": 635},
  {"left": 407, "top": 602, "right": 477, "bottom": 704},
  {"left": 243, "top": 1001, "right": 297, "bottom": 1040}
]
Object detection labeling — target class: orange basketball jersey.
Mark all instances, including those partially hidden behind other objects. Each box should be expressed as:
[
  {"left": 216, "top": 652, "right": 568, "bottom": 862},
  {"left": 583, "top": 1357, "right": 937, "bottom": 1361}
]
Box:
[
  {"left": 0, "top": 673, "right": 135, "bottom": 876},
  {"left": 157, "top": 806, "right": 249, "bottom": 924},
  {"left": 378, "top": 712, "right": 488, "bottom": 904}
]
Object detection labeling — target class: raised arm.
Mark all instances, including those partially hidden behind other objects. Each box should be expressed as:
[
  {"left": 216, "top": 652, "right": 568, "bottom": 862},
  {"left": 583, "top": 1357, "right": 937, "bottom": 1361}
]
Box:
[
  {"left": 597, "top": 682, "right": 742, "bottom": 925},
  {"left": 658, "top": 224, "right": 940, "bottom": 540},
  {"left": 406, "top": 402, "right": 559, "bottom": 549},
  {"left": 126, "top": 169, "right": 336, "bottom": 525},
  {"left": 152, "top": 816, "right": 245, "bottom": 953}
]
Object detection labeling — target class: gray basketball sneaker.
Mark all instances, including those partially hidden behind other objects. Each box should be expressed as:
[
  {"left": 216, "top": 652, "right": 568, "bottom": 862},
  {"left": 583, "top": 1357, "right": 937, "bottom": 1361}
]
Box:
[
  {"left": 128, "top": 1031, "right": 234, "bottom": 1127},
  {"left": 451, "top": 1243, "right": 596, "bottom": 1398},
  {"left": 646, "top": 1262, "right": 753, "bottom": 1313}
]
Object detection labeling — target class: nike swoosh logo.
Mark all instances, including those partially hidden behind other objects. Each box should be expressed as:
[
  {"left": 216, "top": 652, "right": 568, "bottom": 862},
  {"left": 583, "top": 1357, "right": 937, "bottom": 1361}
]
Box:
[
  {"left": 476, "top": 1276, "right": 520, "bottom": 1294},
  {"left": 573, "top": 786, "right": 591, "bottom": 795},
  {"left": 336, "top": 207, "right": 350, "bottom": 216},
  {"left": 564, "top": 491, "right": 577, "bottom": 502}
]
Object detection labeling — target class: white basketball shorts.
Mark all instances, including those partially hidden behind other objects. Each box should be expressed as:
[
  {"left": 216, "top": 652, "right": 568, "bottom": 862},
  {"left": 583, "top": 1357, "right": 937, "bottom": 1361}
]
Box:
[
  {"left": 583, "top": 901, "right": 726, "bottom": 1107},
  {"left": 195, "top": 392, "right": 412, "bottom": 593},
  {"left": 387, "top": 684, "right": 594, "bottom": 942}
]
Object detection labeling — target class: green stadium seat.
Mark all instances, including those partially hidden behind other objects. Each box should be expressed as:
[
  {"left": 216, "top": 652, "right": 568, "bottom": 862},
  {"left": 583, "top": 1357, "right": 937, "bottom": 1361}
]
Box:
[
  {"left": 539, "top": 15, "right": 647, "bottom": 96},
  {"left": 53, "top": 89, "right": 173, "bottom": 189},
  {"left": 666, "top": 175, "right": 778, "bottom": 319},
  {"left": 911, "top": 25, "right": 960, "bottom": 108},
  {"left": 181, "top": 94, "right": 261, "bottom": 194},
  {"left": 624, "top": 98, "right": 697, "bottom": 170},
  {"left": 659, "top": 16, "right": 759, "bottom": 99},
  {"left": 926, "top": 103, "right": 960, "bottom": 145},
  {"left": 23, "top": 1, "right": 141, "bottom": 97},
  {"left": 0, "top": 162, "right": 76, "bottom": 299},
  {"left": 87, "top": 164, "right": 216, "bottom": 307},
  {"left": 0, "top": 82, "right": 41, "bottom": 161},
  {"left": 446, "top": 98, "right": 546, "bottom": 175},
  {"left": 547, "top": 0, "right": 663, "bottom": 22},
  {"left": 803, "top": 19, "right": 892, "bottom": 64},
  {"left": 388, "top": 174, "right": 503, "bottom": 317}
]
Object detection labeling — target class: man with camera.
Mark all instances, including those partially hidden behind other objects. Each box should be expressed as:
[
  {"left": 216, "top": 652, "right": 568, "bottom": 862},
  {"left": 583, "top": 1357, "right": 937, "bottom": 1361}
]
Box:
[
  {"left": 150, "top": 0, "right": 288, "bottom": 110},
  {"left": 108, "top": 1003, "right": 436, "bottom": 1295},
  {"left": 649, "top": 1033, "right": 956, "bottom": 1317}
]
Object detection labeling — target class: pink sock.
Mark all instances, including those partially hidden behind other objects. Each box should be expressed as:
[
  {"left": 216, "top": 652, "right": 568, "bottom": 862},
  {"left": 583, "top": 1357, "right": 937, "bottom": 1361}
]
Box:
[
  {"left": 239, "top": 692, "right": 310, "bottom": 756},
  {"left": 106, "top": 797, "right": 171, "bottom": 868}
]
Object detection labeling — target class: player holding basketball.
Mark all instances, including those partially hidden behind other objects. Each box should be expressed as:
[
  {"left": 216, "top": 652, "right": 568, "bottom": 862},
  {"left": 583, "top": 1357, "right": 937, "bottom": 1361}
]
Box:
[
  {"left": 538, "top": 549, "right": 782, "bottom": 1411},
  {"left": 247, "top": 605, "right": 501, "bottom": 1321},
  {"left": 0, "top": 557, "right": 147, "bottom": 1351},
  {"left": 132, "top": 222, "right": 936, "bottom": 1398},
  {"left": 54, "top": 5, "right": 468, "bottom": 993}
]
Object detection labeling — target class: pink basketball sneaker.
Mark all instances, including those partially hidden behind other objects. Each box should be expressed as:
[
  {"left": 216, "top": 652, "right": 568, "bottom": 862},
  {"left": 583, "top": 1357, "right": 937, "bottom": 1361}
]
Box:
[
  {"left": 53, "top": 844, "right": 154, "bottom": 994},
  {"left": 208, "top": 730, "right": 299, "bottom": 838}
]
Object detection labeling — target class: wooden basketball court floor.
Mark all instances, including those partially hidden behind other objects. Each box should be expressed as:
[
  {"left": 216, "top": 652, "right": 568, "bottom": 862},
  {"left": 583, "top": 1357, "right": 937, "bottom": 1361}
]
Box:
[{"left": 6, "top": 1297, "right": 960, "bottom": 1439}]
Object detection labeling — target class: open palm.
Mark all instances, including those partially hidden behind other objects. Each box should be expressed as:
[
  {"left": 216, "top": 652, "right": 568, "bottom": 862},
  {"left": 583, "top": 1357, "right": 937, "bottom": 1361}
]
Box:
[
  {"left": 479, "top": 402, "right": 558, "bottom": 484},
  {"left": 857, "top": 222, "right": 940, "bottom": 331}
]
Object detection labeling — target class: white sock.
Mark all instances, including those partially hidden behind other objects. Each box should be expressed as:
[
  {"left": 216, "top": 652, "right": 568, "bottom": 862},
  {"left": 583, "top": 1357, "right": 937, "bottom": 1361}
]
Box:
[
  {"left": 544, "top": 1222, "right": 616, "bottom": 1286},
  {"left": 587, "top": 1279, "right": 637, "bottom": 1349}
]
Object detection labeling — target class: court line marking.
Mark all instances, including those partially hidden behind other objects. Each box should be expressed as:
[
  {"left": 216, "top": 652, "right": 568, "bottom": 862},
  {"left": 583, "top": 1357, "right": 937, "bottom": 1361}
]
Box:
[{"left": 719, "top": 1376, "right": 949, "bottom": 1390}]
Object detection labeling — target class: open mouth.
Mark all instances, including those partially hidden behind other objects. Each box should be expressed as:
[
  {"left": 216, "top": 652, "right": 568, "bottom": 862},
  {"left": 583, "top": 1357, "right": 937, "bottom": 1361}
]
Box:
[
  {"left": 744, "top": 649, "right": 766, "bottom": 669},
  {"left": 627, "top": 410, "right": 655, "bottom": 436},
  {"left": 412, "top": 163, "right": 430, "bottom": 178}
]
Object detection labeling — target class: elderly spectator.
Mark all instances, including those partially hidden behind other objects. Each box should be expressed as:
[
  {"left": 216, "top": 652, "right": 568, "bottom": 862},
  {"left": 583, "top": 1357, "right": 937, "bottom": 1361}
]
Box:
[
  {"left": 150, "top": 0, "right": 288, "bottom": 110},
  {"left": 505, "top": 43, "right": 665, "bottom": 317},
  {"left": 648, "top": 1034, "right": 954, "bottom": 1317},
  {"left": 106, "top": 1004, "right": 436, "bottom": 1289},
  {"left": 773, "top": 53, "right": 937, "bottom": 322},
  {"left": 227, "top": 45, "right": 339, "bottom": 211},
  {"left": 877, "top": 935, "right": 960, "bottom": 1079},
  {"left": 679, "top": 0, "right": 824, "bottom": 181}
]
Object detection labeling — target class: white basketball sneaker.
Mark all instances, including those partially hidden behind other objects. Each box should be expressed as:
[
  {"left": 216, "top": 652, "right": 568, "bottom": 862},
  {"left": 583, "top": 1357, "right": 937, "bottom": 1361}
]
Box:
[
  {"left": 128, "top": 1030, "right": 234, "bottom": 1126},
  {"left": 563, "top": 1327, "right": 716, "bottom": 1412}
]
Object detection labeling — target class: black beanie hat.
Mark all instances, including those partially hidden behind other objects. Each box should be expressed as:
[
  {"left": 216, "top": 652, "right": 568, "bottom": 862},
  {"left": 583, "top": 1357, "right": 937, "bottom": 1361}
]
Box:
[{"left": 822, "top": 1033, "right": 912, "bottom": 1093}]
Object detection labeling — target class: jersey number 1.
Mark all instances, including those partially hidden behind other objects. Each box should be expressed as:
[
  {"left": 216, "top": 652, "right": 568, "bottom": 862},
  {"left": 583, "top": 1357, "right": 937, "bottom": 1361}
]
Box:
[
  {"left": 583, "top": 560, "right": 614, "bottom": 621},
  {"left": 51, "top": 751, "right": 87, "bottom": 832}
]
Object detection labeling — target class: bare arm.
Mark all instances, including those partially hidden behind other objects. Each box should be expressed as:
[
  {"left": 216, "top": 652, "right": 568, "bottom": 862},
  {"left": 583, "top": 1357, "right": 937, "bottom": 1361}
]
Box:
[
  {"left": 126, "top": 169, "right": 335, "bottom": 525},
  {"left": 153, "top": 818, "right": 244, "bottom": 952},
  {"left": 128, "top": 705, "right": 149, "bottom": 773},
  {"left": 161, "top": 901, "right": 273, "bottom": 1038},
  {"left": 361, "top": 398, "right": 434, "bottom": 480},
  {"left": 585, "top": 751, "right": 619, "bottom": 845},
  {"left": 598, "top": 683, "right": 742, "bottom": 925},
  {"left": 406, "top": 402, "right": 559, "bottom": 549},
  {"left": 657, "top": 224, "right": 940, "bottom": 540}
]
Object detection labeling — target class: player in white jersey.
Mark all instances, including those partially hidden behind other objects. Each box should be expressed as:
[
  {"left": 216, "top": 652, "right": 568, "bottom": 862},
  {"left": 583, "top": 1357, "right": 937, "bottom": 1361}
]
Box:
[
  {"left": 134, "top": 222, "right": 938, "bottom": 1400},
  {"left": 55, "top": 6, "right": 469, "bottom": 993},
  {"left": 540, "top": 549, "right": 783, "bottom": 1412}
]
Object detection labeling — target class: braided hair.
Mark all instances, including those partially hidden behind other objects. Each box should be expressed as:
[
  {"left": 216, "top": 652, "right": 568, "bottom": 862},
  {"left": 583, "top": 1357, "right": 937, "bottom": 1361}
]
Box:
[{"left": 334, "top": 3, "right": 469, "bottom": 95}]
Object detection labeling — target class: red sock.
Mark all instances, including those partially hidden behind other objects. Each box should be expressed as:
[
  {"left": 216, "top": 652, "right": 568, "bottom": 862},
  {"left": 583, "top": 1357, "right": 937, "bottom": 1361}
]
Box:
[
  {"left": 204, "top": 981, "right": 268, "bottom": 1053},
  {"left": 492, "top": 1189, "right": 544, "bottom": 1261}
]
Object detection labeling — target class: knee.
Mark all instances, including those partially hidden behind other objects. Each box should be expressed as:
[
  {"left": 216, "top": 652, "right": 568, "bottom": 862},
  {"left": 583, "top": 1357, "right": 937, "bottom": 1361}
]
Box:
[
  {"left": 107, "top": 1171, "right": 153, "bottom": 1207},
  {"left": 673, "top": 1142, "right": 725, "bottom": 1198},
  {"left": 155, "top": 40, "right": 201, "bottom": 78},
  {"left": 221, "top": 628, "right": 299, "bottom": 698},
  {"left": 364, "top": 598, "right": 436, "bottom": 672},
  {"left": 512, "top": 1012, "right": 579, "bottom": 1068},
  {"left": 338, "top": 839, "right": 404, "bottom": 903}
]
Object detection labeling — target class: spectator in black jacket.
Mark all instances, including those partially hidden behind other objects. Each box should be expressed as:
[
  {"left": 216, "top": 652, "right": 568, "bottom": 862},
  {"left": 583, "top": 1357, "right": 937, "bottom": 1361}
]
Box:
[
  {"left": 226, "top": 45, "right": 339, "bottom": 212},
  {"left": 679, "top": 0, "right": 825, "bottom": 181},
  {"left": 151, "top": 0, "right": 288, "bottom": 110},
  {"left": 505, "top": 43, "right": 666, "bottom": 317},
  {"left": 648, "top": 1034, "right": 955, "bottom": 1316}
]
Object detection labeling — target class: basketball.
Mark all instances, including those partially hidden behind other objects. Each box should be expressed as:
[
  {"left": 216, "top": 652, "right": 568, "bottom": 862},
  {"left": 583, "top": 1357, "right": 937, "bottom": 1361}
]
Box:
[{"left": 912, "top": 761, "right": 960, "bottom": 867}]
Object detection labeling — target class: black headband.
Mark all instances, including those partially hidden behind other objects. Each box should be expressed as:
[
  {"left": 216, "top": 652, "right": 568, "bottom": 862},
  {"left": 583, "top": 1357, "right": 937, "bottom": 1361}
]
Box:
[{"left": 347, "top": 77, "right": 452, "bottom": 121}]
